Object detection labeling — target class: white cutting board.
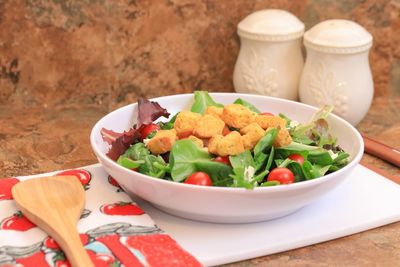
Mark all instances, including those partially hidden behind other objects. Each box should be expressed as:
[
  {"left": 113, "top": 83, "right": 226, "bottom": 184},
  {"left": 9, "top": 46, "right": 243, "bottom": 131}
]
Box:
[{"left": 134, "top": 165, "right": 400, "bottom": 266}]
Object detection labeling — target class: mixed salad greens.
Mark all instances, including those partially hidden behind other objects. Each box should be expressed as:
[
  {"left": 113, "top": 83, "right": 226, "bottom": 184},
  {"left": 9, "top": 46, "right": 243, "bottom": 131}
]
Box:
[{"left": 101, "top": 91, "right": 349, "bottom": 189}]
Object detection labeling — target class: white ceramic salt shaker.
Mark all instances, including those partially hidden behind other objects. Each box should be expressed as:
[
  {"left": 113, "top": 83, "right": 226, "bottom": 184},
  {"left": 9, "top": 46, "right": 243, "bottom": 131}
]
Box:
[
  {"left": 233, "top": 9, "right": 305, "bottom": 100},
  {"left": 299, "top": 19, "right": 373, "bottom": 126}
]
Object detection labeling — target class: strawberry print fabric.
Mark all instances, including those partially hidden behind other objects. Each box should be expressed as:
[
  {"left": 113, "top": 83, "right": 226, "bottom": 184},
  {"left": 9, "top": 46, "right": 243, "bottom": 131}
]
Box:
[{"left": 0, "top": 165, "right": 202, "bottom": 267}]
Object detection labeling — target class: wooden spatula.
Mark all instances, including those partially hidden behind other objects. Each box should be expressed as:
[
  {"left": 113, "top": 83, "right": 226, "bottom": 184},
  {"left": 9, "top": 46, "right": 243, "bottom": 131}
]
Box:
[{"left": 12, "top": 175, "right": 94, "bottom": 267}]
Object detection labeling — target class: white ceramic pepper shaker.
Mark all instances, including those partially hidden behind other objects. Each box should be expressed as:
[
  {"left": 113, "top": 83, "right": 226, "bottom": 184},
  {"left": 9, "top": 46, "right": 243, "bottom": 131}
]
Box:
[
  {"left": 299, "top": 19, "right": 373, "bottom": 126},
  {"left": 233, "top": 9, "right": 305, "bottom": 100}
]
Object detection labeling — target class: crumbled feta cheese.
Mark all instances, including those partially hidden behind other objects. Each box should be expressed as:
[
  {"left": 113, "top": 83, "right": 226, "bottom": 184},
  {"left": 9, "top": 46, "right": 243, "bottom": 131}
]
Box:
[
  {"left": 143, "top": 138, "right": 151, "bottom": 147},
  {"left": 289, "top": 120, "right": 300, "bottom": 128},
  {"left": 244, "top": 166, "right": 255, "bottom": 182}
]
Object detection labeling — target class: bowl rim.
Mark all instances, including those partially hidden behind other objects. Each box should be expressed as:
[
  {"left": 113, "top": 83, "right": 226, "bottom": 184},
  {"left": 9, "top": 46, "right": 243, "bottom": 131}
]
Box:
[{"left": 90, "top": 92, "right": 364, "bottom": 193}]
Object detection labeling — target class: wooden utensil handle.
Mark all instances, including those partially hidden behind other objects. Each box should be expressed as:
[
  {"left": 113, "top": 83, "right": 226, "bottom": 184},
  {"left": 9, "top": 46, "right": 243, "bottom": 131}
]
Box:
[
  {"left": 54, "top": 223, "right": 94, "bottom": 267},
  {"left": 363, "top": 135, "right": 400, "bottom": 167}
]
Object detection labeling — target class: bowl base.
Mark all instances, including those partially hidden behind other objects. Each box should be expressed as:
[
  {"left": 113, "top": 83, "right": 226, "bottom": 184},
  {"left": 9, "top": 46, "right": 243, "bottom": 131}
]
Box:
[{"left": 151, "top": 203, "right": 304, "bottom": 224}]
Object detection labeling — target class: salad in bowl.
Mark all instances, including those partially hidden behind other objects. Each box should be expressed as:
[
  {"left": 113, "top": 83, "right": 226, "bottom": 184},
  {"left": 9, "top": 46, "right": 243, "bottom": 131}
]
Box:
[
  {"left": 90, "top": 92, "right": 363, "bottom": 223},
  {"left": 101, "top": 91, "right": 349, "bottom": 189}
]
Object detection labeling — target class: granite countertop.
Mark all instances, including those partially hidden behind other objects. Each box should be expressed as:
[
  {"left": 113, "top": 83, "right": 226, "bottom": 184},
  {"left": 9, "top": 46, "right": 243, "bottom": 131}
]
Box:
[{"left": 1, "top": 96, "right": 399, "bottom": 266}]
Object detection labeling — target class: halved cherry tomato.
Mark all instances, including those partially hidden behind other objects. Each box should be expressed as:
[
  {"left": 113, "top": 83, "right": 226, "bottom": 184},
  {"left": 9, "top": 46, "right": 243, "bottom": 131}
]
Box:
[
  {"left": 140, "top": 123, "right": 160, "bottom": 140},
  {"left": 184, "top": 172, "right": 212, "bottom": 186},
  {"left": 266, "top": 167, "right": 294, "bottom": 184},
  {"left": 261, "top": 112, "right": 274, "bottom": 116},
  {"left": 288, "top": 153, "right": 305, "bottom": 164},
  {"left": 214, "top": 156, "right": 230, "bottom": 165}
]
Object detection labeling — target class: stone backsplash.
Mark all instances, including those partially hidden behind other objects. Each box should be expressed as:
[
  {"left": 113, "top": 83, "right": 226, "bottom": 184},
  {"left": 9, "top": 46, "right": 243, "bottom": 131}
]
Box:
[{"left": 0, "top": 0, "right": 399, "bottom": 110}]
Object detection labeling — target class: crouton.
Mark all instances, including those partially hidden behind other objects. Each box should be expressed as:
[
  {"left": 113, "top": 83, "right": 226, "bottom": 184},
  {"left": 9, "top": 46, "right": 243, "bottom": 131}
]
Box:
[
  {"left": 147, "top": 129, "right": 177, "bottom": 154},
  {"left": 240, "top": 123, "right": 265, "bottom": 150},
  {"left": 185, "top": 135, "right": 204, "bottom": 147},
  {"left": 273, "top": 127, "right": 292, "bottom": 147},
  {"left": 193, "top": 114, "right": 225, "bottom": 138},
  {"left": 208, "top": 131, "right": 245, "bottom": 156},
  {"left": 208, "top": 135, "right": 224, "bottom": 155},
  {"left": 254, "top": 114, "right": 292, "bottom": 147},
  {"left": 173, "top": 111, "right": 201, "bottom": 138},
  {"left": 205, "top": 106, "right": 223, "bottom": 119},
  {"left": 222, "top": 104, "right": 256, "bottom": 129},
  {"left": 255, "top": 115, "right": 286, "bottom": 130}
]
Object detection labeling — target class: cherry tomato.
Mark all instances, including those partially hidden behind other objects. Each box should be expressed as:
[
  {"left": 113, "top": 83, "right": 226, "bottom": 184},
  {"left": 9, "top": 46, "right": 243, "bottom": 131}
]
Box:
[
  {"left": 288, "top": 153, "right": 305, "bottom": 164},
  {"left": 266, "top": 167, "right": 295, "bottom": 184},
  {"left": 140, "top": 123, "right": 160, "bottom": 140},
  {"left": 261, "top": 112, "right": 274, "bottom": 116},
  {"left": 214, "top": 156, "right": 230, "bottom": 165},
  {"left": 184, "top": 172, "right": 212, "bottom": 186}
]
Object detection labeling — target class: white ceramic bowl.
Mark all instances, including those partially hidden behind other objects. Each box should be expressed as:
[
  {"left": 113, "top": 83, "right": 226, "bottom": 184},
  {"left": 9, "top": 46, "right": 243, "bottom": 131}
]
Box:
[{"left": 90, "top": 93, "right": 363, "bottom": 223}]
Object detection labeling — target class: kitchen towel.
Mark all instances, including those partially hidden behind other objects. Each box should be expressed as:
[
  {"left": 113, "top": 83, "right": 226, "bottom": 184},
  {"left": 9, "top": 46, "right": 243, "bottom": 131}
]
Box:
[{"left": 0, "top": 165, "right": 202, "bottom": 267}]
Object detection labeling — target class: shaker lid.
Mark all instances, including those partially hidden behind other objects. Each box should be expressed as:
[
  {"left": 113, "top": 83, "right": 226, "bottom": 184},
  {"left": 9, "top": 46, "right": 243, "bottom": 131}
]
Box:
[
  {"left": 304, "top": 19, "right": 373, "bottom": 54},
  {"left": 237, "top": 9, "right": 305, "bottom": 41}
]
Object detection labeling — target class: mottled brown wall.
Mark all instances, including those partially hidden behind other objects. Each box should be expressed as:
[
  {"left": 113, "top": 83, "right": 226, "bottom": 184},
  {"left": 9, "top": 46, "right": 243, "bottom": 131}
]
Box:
[{"left": 0, "top": 0, "right": 399, "bottom": 110}]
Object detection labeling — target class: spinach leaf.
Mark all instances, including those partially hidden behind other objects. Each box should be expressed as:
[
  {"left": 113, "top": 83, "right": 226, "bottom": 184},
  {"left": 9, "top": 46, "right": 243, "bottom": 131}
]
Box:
[
  {"left": 160, "top": 112, "right": 179, "bottom": 130},
  {"left": 265, "top": 146, "right": 275, "bottom": 171},
  {"left": 229, "top": 150, "right": 254, "bottom": 170},
  {"left": 254, "top": 152, "right": 268, "bottom": 172},
  {"left": 277, "top": 158, "right": 291, "bottom": 168},
  {"left": 118, "top": 142, "right": 167, "bottom": 178},
  {"left": 301, "top": 161, "right": 331, "bottom": 180},
  {"left": 301, "top": 161, "right": 320, "bottom": 179},
  {"left": 229, "top": 151, "right": 269, "bottom": 189},
  {"left": 307, "top": 150, "right": 333, "bottom": 165},
  {"left": 229, "top": 151, "right": 257, "bottom": 189},
  {"left": 275, "top": 141, "right": 333, "bottom": 165},
  {"left": 333, "top": 151, "right": 350, "bottom": 165},
  {"left": 117, "top": 157, "right": 143, "bottom": 169},
  {"left": 124, "top": 143, "right": 150, "bottom": 160},
  {"left": 253, "top": 129, "right": 277, "bottom": 173},
  {"left": 191, "top": 91, "right": 224, "bottom": 114},
  {"left": 139, "top": 155, "right": 167, "bottom": 178},
  {"left": 261, "top": 180, "right": 280, "bottom": 187},
  {"left": 275, "top": 141, "right": 317, "bottom": 154},
  {"left": 328, "top": 151, "right": 349, "bottom": 173},
  {"left": 169, "top": 139, "right": 232, "bottom": 183},
  {"left": 254, "top": 128, "right": 278, "bottom": 156},
  {"left": 233, "top": 98, "right": 260, "bottom": 114},
  {"left": 286, "top": 161, "right": 305, "bottom": 182}
]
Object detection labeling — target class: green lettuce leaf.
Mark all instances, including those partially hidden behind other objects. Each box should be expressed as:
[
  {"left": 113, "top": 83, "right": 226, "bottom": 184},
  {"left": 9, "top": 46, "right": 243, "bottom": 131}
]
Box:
[{"left": 191, "top": 91, "right": 224, "bottom": 114}]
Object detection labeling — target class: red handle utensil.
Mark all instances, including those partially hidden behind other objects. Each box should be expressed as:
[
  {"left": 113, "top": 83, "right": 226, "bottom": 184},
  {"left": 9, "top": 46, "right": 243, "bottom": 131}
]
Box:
[{"left": 362, "top": 135, "right": 400, "bottom": 168}]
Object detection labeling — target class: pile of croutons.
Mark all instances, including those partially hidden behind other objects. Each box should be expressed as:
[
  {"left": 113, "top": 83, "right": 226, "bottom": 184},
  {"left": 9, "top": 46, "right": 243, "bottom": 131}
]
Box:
[{"left": 146, "top": 104, "right": 292, "bottom": 156}]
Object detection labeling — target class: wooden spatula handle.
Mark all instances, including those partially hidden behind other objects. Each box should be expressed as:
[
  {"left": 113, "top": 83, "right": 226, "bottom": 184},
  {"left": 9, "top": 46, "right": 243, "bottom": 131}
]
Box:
[
  {"left": 17, "top": 204, "right": 94, "bottom": 267},
  {"left": 55, "top": 222, "right": 94, "bottom": 267}
]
